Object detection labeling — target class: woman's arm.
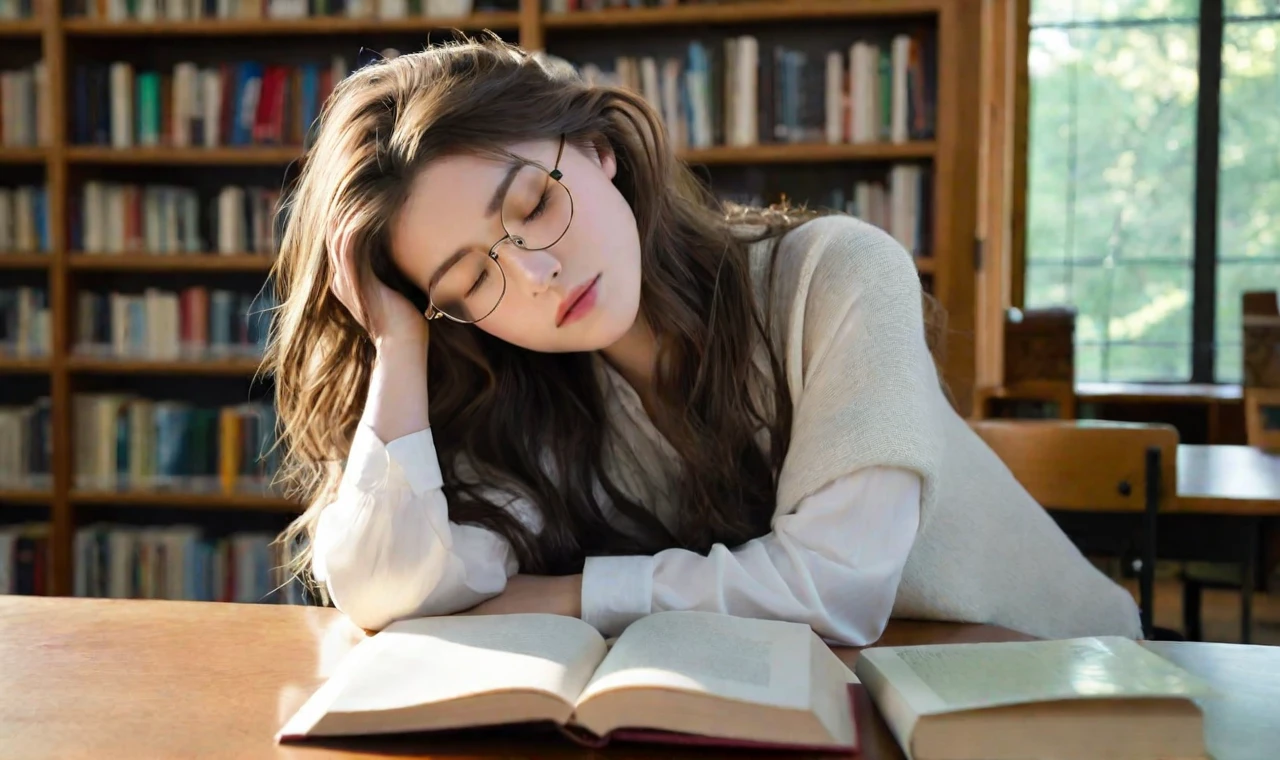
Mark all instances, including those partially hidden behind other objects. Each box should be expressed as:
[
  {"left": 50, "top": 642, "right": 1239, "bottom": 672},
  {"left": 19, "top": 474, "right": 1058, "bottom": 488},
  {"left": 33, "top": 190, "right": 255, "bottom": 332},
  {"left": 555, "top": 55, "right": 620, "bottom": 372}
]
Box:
[
  {"left": 311, "top": 339, "right": 539, "bottom": 631},
  {"left": 578, "top": 217, "right": 934, "bottom": 646},
  {"left": 580, "top": 467, "right": 920, "bottom": 646}
]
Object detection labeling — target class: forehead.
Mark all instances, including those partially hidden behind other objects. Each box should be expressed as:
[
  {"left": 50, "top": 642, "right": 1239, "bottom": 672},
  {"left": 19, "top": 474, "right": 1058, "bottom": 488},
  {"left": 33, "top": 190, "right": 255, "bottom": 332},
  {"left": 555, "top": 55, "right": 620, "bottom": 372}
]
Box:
[{"left": 392, "top": 141, "right": 559, "bottom": 270}]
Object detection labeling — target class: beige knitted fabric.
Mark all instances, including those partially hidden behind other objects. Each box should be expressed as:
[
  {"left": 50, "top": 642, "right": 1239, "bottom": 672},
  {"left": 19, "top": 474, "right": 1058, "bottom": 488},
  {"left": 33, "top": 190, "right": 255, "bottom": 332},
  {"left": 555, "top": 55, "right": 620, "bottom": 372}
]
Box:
[{"left": 743, "top": 215, "right": 1143, "bottom": 640}]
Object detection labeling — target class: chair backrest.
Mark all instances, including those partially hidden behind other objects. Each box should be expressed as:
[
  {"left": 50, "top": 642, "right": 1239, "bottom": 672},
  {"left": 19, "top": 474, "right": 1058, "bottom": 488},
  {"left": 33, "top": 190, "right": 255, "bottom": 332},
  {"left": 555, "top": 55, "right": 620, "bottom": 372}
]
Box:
[
  {"left": 969, "top": 419, "right": 1178, "bottom": 512},
  {"left": 1004, "top": 307, "right": 1076, "bottom": 385},
  {"left": 1244, "top": 387, "right": 1280, "bottom": 451},
  {"left": 1242, "top": 291, "right": 1280, "bottom": 390}
]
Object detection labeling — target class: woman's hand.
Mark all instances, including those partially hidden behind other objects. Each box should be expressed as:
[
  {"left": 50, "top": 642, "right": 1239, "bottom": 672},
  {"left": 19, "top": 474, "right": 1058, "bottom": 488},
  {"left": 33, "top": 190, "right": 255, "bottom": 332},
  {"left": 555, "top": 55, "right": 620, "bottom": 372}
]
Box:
[
  {"left": 458, "top": 574, "right": 584, "bottom": 618},
  {"left": 328, "top": 225, "right": 427, "bottom": 345}
]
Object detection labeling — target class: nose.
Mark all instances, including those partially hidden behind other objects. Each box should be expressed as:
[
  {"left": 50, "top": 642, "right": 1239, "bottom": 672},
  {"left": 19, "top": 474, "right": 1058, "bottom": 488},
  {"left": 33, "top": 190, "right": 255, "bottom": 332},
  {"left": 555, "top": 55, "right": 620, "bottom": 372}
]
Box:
[{"left": 500, "top": 242, "right": 562, "bottom": 296}]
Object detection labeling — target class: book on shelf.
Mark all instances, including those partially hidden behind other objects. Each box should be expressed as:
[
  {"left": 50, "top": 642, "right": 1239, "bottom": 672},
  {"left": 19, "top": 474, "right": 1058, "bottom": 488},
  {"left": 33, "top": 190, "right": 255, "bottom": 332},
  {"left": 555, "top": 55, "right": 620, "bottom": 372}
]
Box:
[
  {"left": 74, "top": 58, "right": 347, "bottom": 150},
  {"left": 74, "top": 523, "right": 304, "bottom": 604},
  {"left": 714, "top": 166, "right": 930, "bottom": 259},
  {"left": 278, "top": 610, "right": 860, "bottom": 752},
  {"left": 1, "top": 61, "right": 48, "bottom": 149},
  {"left": 0, "top": 0, "right": 39, "bottom": 20},
  {"left": 0, "top": 287, "right": 50, "bottom": 359},
  {"left": 0, "top": 522, "right": 50, "bottom": 596},
  {"left": 0, "top": 186, "right": 50, "bottom": 254},
  {"left": 74, "top": 181, "right": 279, "bottom": 256},
  {"left": 64, "top": 0, "right": 512, "bottom": 22},
  {"left": 72, "top": 394, "right": 280, "bottom": 495},
  {"left": 576, "top": 31, "right": 934, "bottom": 152},
  {"left": 75, "top": 286, "right": 275, "bottom": 362},
  {"left": 854, "top": 636, "right": 1212, "bottom": 760},
  {"left": 0, "top": 397, "right": 52, "bottom": 490}
]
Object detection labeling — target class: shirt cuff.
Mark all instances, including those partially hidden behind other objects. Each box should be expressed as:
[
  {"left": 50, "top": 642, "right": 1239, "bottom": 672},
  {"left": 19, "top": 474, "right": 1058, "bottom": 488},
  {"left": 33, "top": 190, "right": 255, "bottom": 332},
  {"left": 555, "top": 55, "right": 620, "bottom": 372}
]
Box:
[
  {"left": 341, "top": 424, "right": 443, "bottom": 497},
  {"left": 581, "top": 555, "right": 655, "bottom": 636}
]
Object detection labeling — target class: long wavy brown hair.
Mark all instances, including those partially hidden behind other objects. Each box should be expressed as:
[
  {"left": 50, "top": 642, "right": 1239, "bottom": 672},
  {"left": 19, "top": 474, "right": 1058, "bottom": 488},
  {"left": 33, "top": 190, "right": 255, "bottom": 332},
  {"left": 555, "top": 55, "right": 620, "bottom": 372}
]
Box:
[{"left": 268, "top": 35, "right": 942, "bottom": 592}]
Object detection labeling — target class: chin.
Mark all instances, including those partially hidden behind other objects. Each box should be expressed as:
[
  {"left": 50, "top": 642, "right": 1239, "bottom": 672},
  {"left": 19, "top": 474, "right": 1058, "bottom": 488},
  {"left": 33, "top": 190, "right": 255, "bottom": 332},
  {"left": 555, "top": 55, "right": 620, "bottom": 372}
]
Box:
[{"left": 581, "top": 307, "right": 640, "bottom": 351}]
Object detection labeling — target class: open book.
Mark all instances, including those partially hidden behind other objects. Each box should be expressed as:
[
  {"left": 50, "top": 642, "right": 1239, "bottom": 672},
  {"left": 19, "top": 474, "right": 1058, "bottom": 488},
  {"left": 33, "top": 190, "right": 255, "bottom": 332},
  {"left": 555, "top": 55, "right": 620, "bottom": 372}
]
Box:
[
  {"left": 277, "top": 610, "right": 858, "bottom": 752},
  {"left": 854, "top": 636, "right": 1212, "bottom": 760}
]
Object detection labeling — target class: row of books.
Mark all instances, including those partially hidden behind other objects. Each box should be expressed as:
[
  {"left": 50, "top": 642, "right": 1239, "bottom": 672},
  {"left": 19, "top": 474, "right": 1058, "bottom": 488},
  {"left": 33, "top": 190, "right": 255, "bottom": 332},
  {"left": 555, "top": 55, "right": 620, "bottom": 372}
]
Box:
[
  {"left": 580, "top": 33, "right": 934, "bottom": 150},
  {"left": 714, "top": 164, "right": 931, "bottom": 258},
  {"left": 67, "top": 0, "right": 510, "bottom": 21},
  {"left": 848, "top": 165, "right": 929, "bottom": 258},
  {"left": 0, "top": 287, "right": 50, "bottom": 358},
  {"left": 74, "top": 524, "right": 304, "bottom": 604},
  {"left": 74, "top": 182, "right": 280, "bottom": 255},
  {"left": 0, "top": 0, "right": 37, "bottom": 19},
  {"left": 73, "top": 58, "right": 347, "bottom": 149},
  {"left": 0, "top": 399, "right": 52, "bottom": 490},
  {"left": 1, "top": 62, "right": 48, "bottom": 149},
  {"left": 75, "top": 287, "right": 276, "bottom": 361},
  {"left": 0, "top": 523, "right": 48, "bottom": 595},
  {"left": 0, "top": 186, "right": 50, "bottom": 253},
  {"left": 73, "top": 396, "right": 280, "bottom": 494},
  {"left": 545, "top": 0, "right": 700, "bottom": 10}
]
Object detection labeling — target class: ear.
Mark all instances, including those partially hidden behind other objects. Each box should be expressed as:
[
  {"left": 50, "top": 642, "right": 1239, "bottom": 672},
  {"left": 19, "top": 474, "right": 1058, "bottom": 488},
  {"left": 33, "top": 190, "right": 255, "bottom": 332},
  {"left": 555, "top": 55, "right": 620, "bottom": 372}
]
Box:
[{"left": 594, "top": 140, "right": 617, "bottom": 181}]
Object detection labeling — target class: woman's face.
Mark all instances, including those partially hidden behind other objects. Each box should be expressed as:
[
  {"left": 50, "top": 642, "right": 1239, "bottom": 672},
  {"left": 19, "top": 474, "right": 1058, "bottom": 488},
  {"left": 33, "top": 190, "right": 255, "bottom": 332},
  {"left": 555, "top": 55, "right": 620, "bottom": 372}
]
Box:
[{"left": 389, "top": 138, "right": 643, "bottom": 353}]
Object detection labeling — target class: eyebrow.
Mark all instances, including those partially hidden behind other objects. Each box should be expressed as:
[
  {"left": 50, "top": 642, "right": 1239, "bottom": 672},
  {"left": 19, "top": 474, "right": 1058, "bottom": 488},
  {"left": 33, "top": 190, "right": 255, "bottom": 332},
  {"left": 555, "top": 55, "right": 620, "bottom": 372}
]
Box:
[{"left": 426, "top": 159, "right": 523, "bottom": 287}]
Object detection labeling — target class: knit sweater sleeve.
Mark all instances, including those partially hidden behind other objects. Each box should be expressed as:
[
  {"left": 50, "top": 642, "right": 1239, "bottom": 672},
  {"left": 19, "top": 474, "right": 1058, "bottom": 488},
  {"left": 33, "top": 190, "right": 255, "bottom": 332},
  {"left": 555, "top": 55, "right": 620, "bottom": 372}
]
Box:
[{"left": 768, "top": 215, "right": 944, "bottom": 520}]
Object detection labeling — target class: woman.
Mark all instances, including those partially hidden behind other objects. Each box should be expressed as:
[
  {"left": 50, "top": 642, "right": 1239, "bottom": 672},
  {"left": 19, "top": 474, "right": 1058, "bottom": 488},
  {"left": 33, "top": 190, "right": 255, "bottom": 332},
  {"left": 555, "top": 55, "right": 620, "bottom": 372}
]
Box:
[{"left": 267, "top": 36, "right": 1141, "bottom": 644}]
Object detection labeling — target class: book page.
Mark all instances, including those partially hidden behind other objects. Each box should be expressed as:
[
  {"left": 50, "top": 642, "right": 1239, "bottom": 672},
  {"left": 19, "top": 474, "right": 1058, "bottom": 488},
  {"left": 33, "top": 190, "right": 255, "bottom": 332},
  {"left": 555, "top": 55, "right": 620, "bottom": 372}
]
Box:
[
  {"left": 575, "top": 611, "right": 811, "bottom": 710},
  {"left": 860, "top": 636, "right": 1213, "bottom": 717},
  {"left": 320, "top": 614, "right": 608, "bottom": 715}
]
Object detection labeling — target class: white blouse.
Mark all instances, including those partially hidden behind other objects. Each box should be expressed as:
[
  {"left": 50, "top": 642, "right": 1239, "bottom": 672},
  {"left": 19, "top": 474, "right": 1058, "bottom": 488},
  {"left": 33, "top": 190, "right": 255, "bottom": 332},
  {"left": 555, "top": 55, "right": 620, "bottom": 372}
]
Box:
[{"left": 311, "top": 421, "right": 921, "bottom": 646}]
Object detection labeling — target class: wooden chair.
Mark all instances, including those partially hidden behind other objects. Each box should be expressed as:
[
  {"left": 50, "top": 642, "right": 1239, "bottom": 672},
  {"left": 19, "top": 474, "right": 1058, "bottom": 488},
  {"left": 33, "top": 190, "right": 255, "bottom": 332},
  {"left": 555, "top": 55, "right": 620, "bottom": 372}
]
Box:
[
  {"left": 1244, "top": 388, "right": 1280, "bottom": 451},
  {"left": 1242, "top": 291, "right": 1280, "bottom": 450},
  {"left": 973, "top": 307, "right": 1077, "bottom": 420},
  {"left": 969, "top": 419, "right": 1180, "bottom": 639}
]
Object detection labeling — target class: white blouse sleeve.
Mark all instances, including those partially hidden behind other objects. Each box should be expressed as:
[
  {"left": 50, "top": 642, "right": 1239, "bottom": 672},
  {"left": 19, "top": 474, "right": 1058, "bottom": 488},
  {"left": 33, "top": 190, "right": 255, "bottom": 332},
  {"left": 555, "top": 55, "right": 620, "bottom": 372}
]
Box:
[
  {"left": 580, "top": 466, "right": 920, "bottom": 646},
  {"left": 311, "top": 424, "right": 538, "bottom": 631}
]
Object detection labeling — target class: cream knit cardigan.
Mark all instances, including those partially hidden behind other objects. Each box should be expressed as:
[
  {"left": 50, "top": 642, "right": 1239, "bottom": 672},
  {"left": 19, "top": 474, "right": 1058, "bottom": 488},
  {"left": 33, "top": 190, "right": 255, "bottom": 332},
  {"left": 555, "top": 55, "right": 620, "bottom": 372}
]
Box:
[{"left": 751, "top": 215, "right": 1142, "bottom": 640}]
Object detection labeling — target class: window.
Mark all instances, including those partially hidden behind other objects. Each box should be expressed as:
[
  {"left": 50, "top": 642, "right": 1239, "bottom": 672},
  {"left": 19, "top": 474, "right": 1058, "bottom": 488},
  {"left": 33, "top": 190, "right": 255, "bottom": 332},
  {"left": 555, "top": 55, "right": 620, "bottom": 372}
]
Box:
[{"left": 1026, "top": 0, "right": 1280, "bottom": 384}]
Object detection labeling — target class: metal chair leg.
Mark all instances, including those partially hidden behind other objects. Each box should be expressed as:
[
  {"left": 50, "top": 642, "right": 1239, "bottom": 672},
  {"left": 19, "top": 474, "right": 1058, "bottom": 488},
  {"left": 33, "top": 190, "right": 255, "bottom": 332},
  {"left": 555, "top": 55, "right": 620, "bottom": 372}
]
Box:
[{"left": 1140, "top": 446, "right": 1160, "bottom": 640}]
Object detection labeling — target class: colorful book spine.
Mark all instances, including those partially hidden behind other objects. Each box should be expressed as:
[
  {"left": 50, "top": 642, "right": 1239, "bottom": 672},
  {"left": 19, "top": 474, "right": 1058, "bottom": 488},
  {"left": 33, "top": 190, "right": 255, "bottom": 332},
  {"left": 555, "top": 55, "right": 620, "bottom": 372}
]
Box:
[
  {"left": 71, "top": 58, "right": 346, "bottom": 148},
  {"left": 72, "top": 395, "right": 280, "bottom": 494},
  {"left": 73, "top": 523, "right": 305, "bottom": 605}
]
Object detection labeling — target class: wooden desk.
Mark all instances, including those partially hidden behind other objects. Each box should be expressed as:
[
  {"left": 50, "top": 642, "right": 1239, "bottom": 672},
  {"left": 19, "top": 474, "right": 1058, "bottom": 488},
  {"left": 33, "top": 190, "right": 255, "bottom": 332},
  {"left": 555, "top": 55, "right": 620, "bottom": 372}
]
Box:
[
  {"left": 1174, "top": 444, "right": 1280, "bottom": 644},
  {"left": 1078, "top": 382, "right": 1244, "bottom": 404},
  {"left": 1078, "top": 382, "right": 1243, "bottom": 443},
  {"left": 2, "top": 597, "right": 1277, "bottom": 760},
  {"left": 1177, "top": 445, "right": 1280, "bottom": 516}
]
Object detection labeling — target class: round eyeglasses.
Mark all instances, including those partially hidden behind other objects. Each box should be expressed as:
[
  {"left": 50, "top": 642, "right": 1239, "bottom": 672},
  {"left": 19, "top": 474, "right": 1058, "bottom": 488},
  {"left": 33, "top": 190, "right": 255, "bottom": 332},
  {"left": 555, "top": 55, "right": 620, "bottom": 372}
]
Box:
[{"left": 425, "top": 137, "right": 574, "bottom": 324}]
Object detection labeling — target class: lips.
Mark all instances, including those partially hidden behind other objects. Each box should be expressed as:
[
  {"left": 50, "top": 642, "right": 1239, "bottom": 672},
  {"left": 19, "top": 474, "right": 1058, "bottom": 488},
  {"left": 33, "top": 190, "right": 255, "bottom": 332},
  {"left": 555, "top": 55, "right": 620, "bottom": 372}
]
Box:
[{"left": 556, "top": 274, "right": 601, "bottom": 327}]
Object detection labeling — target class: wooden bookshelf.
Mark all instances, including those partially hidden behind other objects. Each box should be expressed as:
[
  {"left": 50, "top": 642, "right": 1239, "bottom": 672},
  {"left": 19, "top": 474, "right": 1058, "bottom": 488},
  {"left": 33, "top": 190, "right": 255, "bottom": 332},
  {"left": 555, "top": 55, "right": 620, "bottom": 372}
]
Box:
[
  {"left": 0, "top": 489, "right": 53, "bottom": 505},
  {"left": 0, "top": 357, "right": 52, "bottom": 374},
  {"left": 1, "top": 0, "right": 981, "bottom": 597},
  {"left": 65, "top": 357, "right": 266, "bottom": 375},
  {"left": 0, "top": 148, "right": 48, "bottom": 164},
  {"left": 70, "top": 491, "right": 298, "bottom": 511},
  {"left": 62, "top": 143, "right": 932, "bottom": 166},
  {"left": 683, "top": 142, "right": 935, "bottom": 165},
  {"left": 0, "top": 254, "right": 52, "bottom": 269},
  {"left": 61, "top": 13, "right": 520, "bottom": 36},
  {"left": 0, "top": 20, "right": 43, "bottom": 37},
  {"left": 69, "top": 254, "right": 275, "bottom": 272},
  {"left": 543, "top": 0, "right": 942, "bottom": 28},
  {"left": 66, "top": 146, "right": 302, "bottom": 165}
]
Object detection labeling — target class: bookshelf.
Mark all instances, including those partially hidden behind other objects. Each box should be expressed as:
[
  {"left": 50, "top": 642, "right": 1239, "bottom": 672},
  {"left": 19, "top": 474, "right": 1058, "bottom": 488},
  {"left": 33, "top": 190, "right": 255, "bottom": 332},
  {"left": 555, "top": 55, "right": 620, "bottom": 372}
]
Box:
[{"left": 0, "top": 0, "right": 981, "bottom": 598}]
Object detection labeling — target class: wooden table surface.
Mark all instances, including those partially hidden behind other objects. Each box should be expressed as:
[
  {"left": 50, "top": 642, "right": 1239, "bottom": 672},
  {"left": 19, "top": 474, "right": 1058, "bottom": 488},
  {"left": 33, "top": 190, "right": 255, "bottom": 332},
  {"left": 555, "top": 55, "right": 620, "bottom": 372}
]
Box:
[
  {"left": 1075, "top": 383, "right": 1244, "bottom": 443},
  {"left": 1177, "top": 444, "right": 1280, "bottom": 515},
  {"left": 2, "top": 597, "right": 1278, "bottom": 760},
  {"left": 1077, "top": 382, "right": 1244, "bottom": 404}
]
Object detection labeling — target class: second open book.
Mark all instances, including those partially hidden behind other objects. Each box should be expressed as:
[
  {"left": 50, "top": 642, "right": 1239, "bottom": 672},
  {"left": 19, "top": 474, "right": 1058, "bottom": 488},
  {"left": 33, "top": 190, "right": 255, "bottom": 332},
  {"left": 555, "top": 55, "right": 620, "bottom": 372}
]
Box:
[{"left": 276, "top": 610, "right": 858, "bottom": 751}]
